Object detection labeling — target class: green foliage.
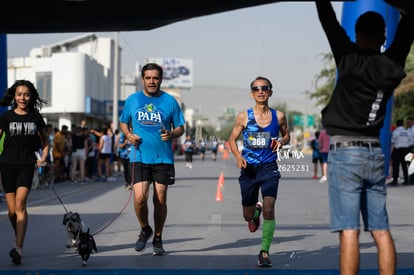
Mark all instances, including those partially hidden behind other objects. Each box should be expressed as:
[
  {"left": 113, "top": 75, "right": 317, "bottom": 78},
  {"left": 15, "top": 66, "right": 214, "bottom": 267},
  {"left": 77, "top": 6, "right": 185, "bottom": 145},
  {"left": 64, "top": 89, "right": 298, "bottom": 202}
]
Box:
[
  {"left": 306, "top": 53, "right": 336, "bottom": 107},
  {"left": 405, "top": 44, "right": 414, "bottom": 74},
  {"left": 393, "top": 91, "right": 414, "bottom": 122},
  {"left": 393, "top": 44, "right": 414, "bottom": 123}
]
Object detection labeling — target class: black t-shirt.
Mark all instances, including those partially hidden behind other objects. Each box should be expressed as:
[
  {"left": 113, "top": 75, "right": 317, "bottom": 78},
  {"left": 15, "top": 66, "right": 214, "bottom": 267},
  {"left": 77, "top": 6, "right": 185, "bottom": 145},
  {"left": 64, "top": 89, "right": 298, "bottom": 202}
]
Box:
[
  {"left": 72, "top": 133, "right": 86, "bottom": 150},
  {"left": 317, "top": 2, "right": 414, "bottom": 137},
  {"left": 0, "top": 110, "right": 47, "bottom": 165}
]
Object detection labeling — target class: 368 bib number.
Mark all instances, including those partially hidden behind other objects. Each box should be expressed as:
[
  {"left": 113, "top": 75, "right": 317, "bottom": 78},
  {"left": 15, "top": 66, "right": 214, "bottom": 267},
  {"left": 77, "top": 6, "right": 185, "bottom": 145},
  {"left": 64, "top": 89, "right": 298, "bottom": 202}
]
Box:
[{"left": 246, "top": 132, "right": 271, "bottom": 149}]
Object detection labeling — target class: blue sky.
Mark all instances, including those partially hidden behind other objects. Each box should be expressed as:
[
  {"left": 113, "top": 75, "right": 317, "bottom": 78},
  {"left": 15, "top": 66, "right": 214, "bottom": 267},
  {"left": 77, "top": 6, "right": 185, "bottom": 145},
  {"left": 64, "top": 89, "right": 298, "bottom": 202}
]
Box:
[{"left": 6, "top": 2, "right": 343, "bottom": 119}]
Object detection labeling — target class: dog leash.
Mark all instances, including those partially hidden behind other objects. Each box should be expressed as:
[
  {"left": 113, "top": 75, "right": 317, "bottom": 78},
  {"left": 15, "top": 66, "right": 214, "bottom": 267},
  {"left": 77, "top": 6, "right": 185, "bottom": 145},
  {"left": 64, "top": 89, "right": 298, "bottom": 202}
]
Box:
[
  {"left": 50, "top": 175, "right": 133, "bottom": 237},
  {"left": 91, "top": 187, "right": 133, "bottom": 236},
  {"left": 90, "top": 143, "right": 138, "bottom": 236},
  {"left": 52, "top": 136, "right": 139, "bottom": 236},
  {"left": 51, "top": 185, "right": 70, "bottom": 214}
]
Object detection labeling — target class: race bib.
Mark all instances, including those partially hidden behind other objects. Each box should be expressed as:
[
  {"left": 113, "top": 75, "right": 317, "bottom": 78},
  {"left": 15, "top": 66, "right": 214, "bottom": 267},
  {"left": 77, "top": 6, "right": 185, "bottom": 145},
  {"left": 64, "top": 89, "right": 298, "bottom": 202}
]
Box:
[{"left": 246, "top": 131, "right": 271, "bottom": 149}]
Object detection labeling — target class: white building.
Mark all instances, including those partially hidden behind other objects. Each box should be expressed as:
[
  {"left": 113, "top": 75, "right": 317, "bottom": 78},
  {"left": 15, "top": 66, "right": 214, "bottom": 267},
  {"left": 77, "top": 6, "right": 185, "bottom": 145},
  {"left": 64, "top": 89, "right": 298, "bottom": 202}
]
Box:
[{"left": 7, "top": 33, "right": 140, "bottom": 130}]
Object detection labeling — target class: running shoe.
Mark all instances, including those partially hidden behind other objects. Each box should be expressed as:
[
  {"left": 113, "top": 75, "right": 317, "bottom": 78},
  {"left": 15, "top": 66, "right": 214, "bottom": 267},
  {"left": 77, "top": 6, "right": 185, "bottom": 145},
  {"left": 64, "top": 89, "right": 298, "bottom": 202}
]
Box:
[
  {"left": 248, "top": 202, "right": 262, "bottom": 233},
  {"left": 257, "top": 250, "right": 272, "bottom": 267},
  {"left": 9, "top": 248, "right": 22, "bottom": 265},
  {"left": 135, "top": 226, "right": 153, "bottom": 251},
  {"left": 152, "top": 236, "right": 166, "bottom": 256}
]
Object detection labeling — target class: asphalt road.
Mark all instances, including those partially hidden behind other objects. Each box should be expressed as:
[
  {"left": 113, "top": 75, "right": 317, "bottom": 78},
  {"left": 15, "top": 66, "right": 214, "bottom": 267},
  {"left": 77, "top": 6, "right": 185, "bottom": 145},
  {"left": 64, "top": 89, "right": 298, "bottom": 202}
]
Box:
[{"left": 0, "top": 150, "right": 413, "bottom": 274}]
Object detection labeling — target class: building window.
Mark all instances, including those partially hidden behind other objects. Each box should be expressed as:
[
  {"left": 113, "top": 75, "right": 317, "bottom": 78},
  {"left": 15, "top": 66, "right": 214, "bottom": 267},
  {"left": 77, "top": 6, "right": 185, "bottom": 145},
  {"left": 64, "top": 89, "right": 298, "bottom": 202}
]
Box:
[{"left": 36, "top": 72, "right": 52, "bottom": 107}]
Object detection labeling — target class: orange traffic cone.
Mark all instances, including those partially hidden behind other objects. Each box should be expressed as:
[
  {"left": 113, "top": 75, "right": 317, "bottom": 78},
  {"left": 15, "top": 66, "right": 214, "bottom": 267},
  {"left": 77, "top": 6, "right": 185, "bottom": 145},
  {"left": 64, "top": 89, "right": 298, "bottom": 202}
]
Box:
[
  {"left": 218, "top": 172, "right": 225, "bottom": 187},
  {"left": 215, "top": 183, "right": 223, "bottom": 202},
  {"left": 222, "top": 148, "right": 229, "bottom": 160}
]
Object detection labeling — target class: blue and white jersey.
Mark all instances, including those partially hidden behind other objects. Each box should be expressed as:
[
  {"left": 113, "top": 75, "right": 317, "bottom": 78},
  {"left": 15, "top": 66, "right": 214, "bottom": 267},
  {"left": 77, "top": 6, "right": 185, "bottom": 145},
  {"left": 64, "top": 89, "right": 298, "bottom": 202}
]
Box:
[
  {"left": 119, "top": 90, "right": 185, "bottom": 164},
  {"left": 242, "top": 108, "right": 279, "bottom": 165}
]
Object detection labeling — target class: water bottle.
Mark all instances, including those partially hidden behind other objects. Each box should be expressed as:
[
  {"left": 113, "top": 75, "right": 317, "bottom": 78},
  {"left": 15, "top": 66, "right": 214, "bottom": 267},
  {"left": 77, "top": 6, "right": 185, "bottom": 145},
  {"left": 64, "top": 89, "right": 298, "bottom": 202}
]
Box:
[
  {"left": 160, "top": 122, "right": 166, "bottom": 133},
  {"left": 35, "top": 151, "right": 44, "bottom": 174}
]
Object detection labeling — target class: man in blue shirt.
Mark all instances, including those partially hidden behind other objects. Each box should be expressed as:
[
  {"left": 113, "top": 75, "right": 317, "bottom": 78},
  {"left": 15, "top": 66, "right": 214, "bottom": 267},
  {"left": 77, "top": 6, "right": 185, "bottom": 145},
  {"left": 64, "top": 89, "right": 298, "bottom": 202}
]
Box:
[{"left": 119, "top": 63, "right": 185, "bottom": 255}]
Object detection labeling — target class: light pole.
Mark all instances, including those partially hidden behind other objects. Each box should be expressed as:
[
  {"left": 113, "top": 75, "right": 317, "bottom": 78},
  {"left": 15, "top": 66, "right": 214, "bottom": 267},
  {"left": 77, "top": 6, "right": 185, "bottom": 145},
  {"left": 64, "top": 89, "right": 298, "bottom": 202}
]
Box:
[{"left": 112, "top": 32, "right": 120, "bottom": 129}]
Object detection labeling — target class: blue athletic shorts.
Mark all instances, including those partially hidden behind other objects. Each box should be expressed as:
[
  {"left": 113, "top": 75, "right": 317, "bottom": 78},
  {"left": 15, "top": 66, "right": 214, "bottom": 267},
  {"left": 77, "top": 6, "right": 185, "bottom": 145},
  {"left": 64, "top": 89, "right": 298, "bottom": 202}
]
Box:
[
  {"left": 239, "top": 162, "right": 281, "bottom": 207},
  {"left": 328, "top": 146, "right": 389, "bottom": 232}
]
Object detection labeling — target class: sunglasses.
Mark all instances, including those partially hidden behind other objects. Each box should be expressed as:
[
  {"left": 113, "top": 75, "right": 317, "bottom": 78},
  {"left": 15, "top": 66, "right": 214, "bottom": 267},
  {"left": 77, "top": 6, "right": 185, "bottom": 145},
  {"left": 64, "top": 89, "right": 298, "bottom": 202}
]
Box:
[{"left": 251, "top": 85, "right": 270, "bottom": 92}]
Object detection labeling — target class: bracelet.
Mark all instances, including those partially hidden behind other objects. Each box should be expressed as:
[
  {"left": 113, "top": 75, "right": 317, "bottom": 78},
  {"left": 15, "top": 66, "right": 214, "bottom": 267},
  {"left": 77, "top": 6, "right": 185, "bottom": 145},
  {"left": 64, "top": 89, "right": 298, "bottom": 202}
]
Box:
[{"left": 170, "top": 131, "right": 174, "bottom": 139}]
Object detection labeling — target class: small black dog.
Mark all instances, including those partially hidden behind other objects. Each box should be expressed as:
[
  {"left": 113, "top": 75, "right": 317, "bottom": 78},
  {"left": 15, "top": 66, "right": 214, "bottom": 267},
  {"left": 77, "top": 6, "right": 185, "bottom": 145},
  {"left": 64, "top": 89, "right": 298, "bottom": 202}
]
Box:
[
  {"left": 62, "top": 211, "right": 85, "bottom": 248},
  {"left": 77, "top": 228, "right": 97, "bottom": 266}
]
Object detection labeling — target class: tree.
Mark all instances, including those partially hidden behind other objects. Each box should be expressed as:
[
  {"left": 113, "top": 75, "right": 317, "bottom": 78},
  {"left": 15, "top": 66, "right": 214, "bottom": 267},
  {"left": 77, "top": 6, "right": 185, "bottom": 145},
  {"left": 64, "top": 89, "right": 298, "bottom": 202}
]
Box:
[
  {"left": 393, "top": 91, "right": 414, "bottom": 121},
  {"left": 394, "top": 44, "right": 414, "bottom": 122},
  {"left": 306, "top": 53, "right": 336, "bottom": 107},
  {"left": 404, "top": 44, "right": 414, "bottom": 74}
]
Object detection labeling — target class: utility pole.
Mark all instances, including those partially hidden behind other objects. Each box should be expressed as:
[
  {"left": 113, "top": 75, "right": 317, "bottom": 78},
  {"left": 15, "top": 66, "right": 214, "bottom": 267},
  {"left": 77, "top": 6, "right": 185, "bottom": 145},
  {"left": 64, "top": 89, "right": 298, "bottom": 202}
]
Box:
[{"left": 112, "top": 32, "right": 120, "bottom": 129}]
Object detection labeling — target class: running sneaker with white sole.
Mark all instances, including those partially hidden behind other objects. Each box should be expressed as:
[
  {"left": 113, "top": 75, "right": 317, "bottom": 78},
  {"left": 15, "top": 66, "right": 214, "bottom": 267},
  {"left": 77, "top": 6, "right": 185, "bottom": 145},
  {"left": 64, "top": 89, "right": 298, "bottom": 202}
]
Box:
[
  {"left": 257, "top": 250, "right": 272, "bottom": 267},
  {"left": 135, "top": 226, "right": 153, "bottom": 251},
  {"left": 152, "top": 236, "right": 165, "bottom": 255},
  {"left": 248, "top": 202, "right": 262, "bottom": 233}
]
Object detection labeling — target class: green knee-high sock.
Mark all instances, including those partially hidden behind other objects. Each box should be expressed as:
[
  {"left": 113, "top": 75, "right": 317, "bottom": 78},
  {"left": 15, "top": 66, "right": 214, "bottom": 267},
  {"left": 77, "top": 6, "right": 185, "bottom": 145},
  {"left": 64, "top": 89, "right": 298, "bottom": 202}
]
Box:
[
  {"left": 254, "top": 207, "right": 260, "bottom": 219},
  {"left": 261, "top": 219, "right": 275, "bottom": 252}
]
